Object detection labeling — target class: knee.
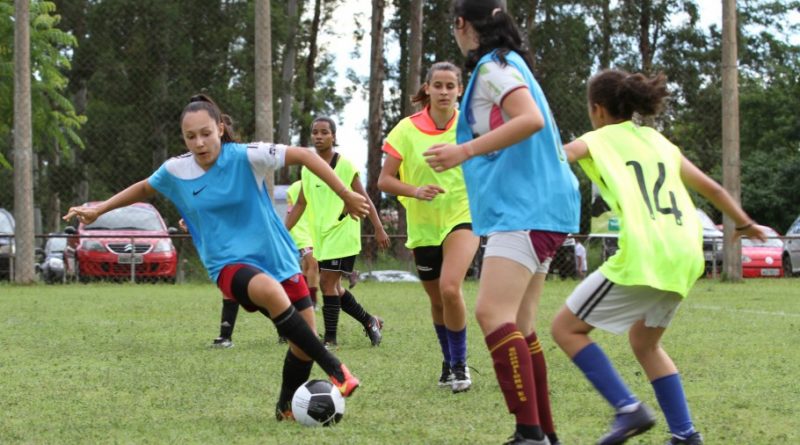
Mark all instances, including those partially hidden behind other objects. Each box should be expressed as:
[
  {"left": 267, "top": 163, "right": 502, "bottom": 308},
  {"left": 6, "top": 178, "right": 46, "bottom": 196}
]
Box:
[{"left": 439, "top": 281, "right": 461, "bottom": 302}]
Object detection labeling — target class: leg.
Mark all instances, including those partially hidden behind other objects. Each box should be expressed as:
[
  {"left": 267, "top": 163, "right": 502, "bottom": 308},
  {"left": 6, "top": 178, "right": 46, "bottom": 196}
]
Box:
[
  {"left": 334, "top": 257, "right": 382, "bottom": 346},
  {"left": 212, "top": 298, "right": 239, "bottom": 348},
  {"left": 219, "top": 266, "right": 359, "bottom": 398},
  {"left": 518, "top": 273, "right": 558, "bottom": 443},
  {"left": 629, "top": 321, "right": 698, "bottom": 441},
  {"left": 440, "top": 229, "right": 479, "bottom": 392},
  {"left": 477, "top": 256, "right": 546, "bottom": 442},
  {"left": 421, "top": 278, "right": 454, "bottom": 386},
  {"left": 301, "top": 252, "right": 319, "bottom": 306},
  {"left": 320, "top": 268, "right": 342, "bottom": 346}
]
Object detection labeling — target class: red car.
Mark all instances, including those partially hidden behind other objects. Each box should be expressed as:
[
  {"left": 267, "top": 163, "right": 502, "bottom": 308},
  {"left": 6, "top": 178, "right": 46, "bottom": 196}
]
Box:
[
  {"left": 741, "top": 227, "right": 783, "bottom": 278},
  {"left": 64, "top": 202, "right": 178, "bottom": 282}
]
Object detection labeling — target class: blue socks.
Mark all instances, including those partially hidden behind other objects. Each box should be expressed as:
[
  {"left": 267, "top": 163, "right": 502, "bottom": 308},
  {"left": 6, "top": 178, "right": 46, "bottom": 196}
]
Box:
[
  {"left": 572, "top": 343, "right": 638, "bottom": 409},
  {"left": 446, "top": 327, "right": 467, "bottom": 366},
  {"left": 434, "top": 324, "right": 451, "bottom": 363},
  {"left": 652, "top": 373, "right": 695, "bottom": 437}
]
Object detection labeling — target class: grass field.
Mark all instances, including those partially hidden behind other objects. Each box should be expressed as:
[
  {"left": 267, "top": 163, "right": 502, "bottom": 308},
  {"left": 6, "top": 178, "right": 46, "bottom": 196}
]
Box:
[{"left": 1, "top": 278, "right": 798, "bottom": 444}]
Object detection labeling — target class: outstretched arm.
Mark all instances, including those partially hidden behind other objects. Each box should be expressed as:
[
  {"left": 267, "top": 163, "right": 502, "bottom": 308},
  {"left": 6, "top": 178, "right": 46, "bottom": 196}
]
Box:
[
  {"left": 680, "top": 155, "right": 767, "bottom": 242},
  {"left": 351, "top": 175, "right": 390, "bottom": 249},
  {"left": 285, "top": 147, "right": 369, "bottom": 219},
  {"left": 62, "top": 179, "right": 157, "bottom": 225}
]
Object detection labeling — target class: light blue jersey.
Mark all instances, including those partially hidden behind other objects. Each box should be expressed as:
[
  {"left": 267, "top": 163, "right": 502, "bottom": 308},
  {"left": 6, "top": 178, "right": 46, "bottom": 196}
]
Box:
[
  {"left": 457, "top": 50, "right": 580, "bottom": 235},
  {"left": 148, "top": 142, "right": 300, "bottom": 282}
]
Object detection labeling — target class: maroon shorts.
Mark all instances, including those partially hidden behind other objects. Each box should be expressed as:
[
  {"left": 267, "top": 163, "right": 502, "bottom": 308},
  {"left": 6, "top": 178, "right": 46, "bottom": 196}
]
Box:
[{"left": 216, "top": 264, "right": 310, "bottom": 313}]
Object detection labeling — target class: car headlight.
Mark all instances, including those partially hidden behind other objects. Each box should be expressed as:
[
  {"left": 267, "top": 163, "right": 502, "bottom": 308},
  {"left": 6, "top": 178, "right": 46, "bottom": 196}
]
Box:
[
  {"left": 153, "top": 239, "right": 174, "bottom": 253},
  {"left": 81, "top": 240, "right": 105, "bottom": 252},
  {"left": 741, "top": 255, "right": 751, "bottom": 263}
]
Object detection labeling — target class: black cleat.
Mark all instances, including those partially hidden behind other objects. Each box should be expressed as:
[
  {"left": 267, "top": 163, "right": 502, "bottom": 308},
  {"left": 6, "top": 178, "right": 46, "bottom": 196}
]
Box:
[{"left": 364, "top": 316, "right": 383, "bottom": 346}]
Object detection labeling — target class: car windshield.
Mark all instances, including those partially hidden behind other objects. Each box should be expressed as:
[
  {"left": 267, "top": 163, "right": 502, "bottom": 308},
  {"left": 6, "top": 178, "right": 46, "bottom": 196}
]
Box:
[
  {"left": 46, "top": 237, "right": 67, "bottom": 253},
  {"left": 0, "top": 214, "right": 12, "bottom": 233},
  {"left": 85, "top": 207, "right": 164, "bottom": 231}
]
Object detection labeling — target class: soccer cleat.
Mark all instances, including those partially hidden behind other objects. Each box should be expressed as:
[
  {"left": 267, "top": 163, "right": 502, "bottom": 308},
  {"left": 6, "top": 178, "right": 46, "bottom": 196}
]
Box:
[
  {"left": 277, "top": 335, "right": 288, "bottom": 344},
  {"left": 364, "top": 316, "right": 384, "bottom": 346},
  {"left": 348, "top": 269, "right": 359, "bottom": 289},
  {"left": 274, "top": 401, "right": 294, "bottom": 422},
  {"left": 328, "top": 363, "right": 360, "bottom": 398},
  {"left": 438, "top": 361, "right": 454, "bottom": 388},
  {"left": 667, "top": 432, "right": 704, "bottom": 445},
  {"left": 211, "top": 336, "right": 233, "bottom": 348},
  {"left": 503, "top": 432, "right": 551, "bottom": 445},
  {"left": 597, "top": 402, "right": 657, "bottom": 445},
  {"left": 323, "top": 339, "right": 338, "bottom": 351},
  {"left": 451, "top": 361, "right": 472, "bottom": 393}
]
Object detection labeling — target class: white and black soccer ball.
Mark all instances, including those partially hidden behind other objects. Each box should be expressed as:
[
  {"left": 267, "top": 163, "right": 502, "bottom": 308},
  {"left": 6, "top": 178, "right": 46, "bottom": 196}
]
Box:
[{"left": 291, "top": 379, "right": 345, "bottom": 427}]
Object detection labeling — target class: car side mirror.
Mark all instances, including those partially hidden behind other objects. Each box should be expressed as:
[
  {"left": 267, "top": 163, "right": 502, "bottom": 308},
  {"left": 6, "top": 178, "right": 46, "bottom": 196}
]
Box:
[
  {"left": 64, "top": 226, "right": 76, "bottom": 235},
  {"left": 168, "top": 227, "right": 178, "bottom": 235}
]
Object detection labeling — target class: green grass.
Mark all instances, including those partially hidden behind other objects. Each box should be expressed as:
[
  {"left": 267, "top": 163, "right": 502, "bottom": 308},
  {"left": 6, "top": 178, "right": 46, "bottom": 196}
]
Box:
[{"left": 1, "top": 279, "right": 798, "bottom": 444}]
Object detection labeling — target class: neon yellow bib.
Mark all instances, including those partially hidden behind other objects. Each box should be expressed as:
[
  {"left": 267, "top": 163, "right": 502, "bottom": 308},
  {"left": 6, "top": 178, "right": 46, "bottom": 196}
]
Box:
[
  {"left": 301, "top": 154, "right": 361, "bottom": 261},
  {"left": 578, "top": 121, "right": 704, "bottom": 297},
  {"left": 286, "top": 180, "right": 312, "bottom": 249},
  {"left": 383, "top": 109, "right": 471, "bottom": 248}
]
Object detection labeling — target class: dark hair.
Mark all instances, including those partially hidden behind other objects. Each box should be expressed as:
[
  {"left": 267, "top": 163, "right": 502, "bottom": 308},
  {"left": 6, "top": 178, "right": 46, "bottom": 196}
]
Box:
[
  {"left": 452, "top": 0, "right": 534, "bottom": 73},
  {"left": 311, "top": 116, "right": 337, "bottom": 146},
  {"left": 587, "top": 70, "right": 669, "bottom": 120},
  {"left": 180, "top": 94, "right": 239, "bottom": 143},
  {"left": 411, "top": 61, "right": 462, "bottom": 108}
]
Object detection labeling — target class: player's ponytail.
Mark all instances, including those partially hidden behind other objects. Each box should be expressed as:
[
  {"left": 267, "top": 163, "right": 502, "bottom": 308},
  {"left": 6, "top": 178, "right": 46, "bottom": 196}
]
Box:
[
  {"left": 411, "top": 61, "right": 462, "bottom": 108},
  {"left": 588, "top": 70, "right": 669, "bottom": 120},
  {"left": 181, "top": 93, "right": 240, "bottom": 143}
]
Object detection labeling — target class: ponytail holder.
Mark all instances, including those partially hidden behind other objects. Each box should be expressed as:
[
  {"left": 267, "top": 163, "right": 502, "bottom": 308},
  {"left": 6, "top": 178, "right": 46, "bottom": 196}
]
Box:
[{"left": 491, "top": 8, "right": 502, "bottom": 17}]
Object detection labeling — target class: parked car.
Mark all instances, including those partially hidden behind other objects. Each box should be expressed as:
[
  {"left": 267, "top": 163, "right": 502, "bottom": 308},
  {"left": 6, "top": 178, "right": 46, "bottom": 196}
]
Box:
[
  {"left": 741, "top": 227, "right": 783, "bottom": 278},
  {"left": 696, "top": 209, "right": 723, "bottom": 276},
  {"left": 36, "top": 233, "right": 67, "bottom": 283},
  {"left": 63, "top": 202, "right": 178, "bottom": 282},
  {"left": 783, "top": 214, "right": 800, "bottom": 277},
  {"left": 0, "top": 208, "right": 14, "bottom": 280}
]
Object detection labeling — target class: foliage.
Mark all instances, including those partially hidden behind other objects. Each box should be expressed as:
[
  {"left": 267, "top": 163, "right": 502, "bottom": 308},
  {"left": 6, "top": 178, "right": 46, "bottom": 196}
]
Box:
[{"left": 0, "top": 0, "right": 85, "bottom": 172}]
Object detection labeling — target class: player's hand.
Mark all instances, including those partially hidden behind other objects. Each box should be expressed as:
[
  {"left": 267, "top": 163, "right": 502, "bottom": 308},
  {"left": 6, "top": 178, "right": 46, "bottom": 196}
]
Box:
[
  {"left": 414, "top": 184, "right": 446, "bottom": 201},
  {"left": 63, "top": 205, "right": 101, "bottom": 226},
  {"left": 375, "top": 228, "right": 390, "bottom": 249},
  {"left": 735, "top": 223, "right": 769, "bottom": 243},
  {"left": 341, "top": 190, "right": 369, "bottom": 220},
  {"left": 424, "top": 143, "right": 470, "bottom": 172}
]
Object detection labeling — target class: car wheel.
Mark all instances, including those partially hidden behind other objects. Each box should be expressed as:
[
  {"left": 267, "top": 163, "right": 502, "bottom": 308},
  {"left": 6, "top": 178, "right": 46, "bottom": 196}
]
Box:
[
  {"left": 783, "top": 254, "right": 794, "bottom": 278},
  {"left": 76, "top": 259, "right": 89, "bottom": 284}
]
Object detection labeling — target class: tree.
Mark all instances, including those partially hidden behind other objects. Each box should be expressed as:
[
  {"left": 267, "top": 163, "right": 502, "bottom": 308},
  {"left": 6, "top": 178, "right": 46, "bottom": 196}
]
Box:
[
  {"left": 276, "top": 0, "right": 300, "bottom": 183},
  {"left": 365, "top": 0, "right": 385, "bottom": 258}
]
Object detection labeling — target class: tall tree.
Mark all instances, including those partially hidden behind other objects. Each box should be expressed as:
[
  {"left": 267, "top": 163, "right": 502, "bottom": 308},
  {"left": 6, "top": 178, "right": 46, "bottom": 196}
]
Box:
[
  {"left": 276, "top": 0, "right": 300, "bottom": 183},
  {"left": 366, "top": 0, "right": 385, "bottom": 257},
  {"left": 721, "top": 0, "right": 742, "bottom": 280},
  {"left": 13, "top": 0, "right": 34, "bottom": 282},
  {"left": 404, "top": 0, "right": 423, "bottom": 116},
  {"left": 255, "top": 0, "right": 274, "bottom": 195}
]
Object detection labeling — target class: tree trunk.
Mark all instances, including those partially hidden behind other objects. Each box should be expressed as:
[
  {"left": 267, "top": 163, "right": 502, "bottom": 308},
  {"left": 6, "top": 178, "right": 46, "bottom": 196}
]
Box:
[
  {"left": 721, "top": 0, "right": 742, "bottom": 281},
  {"left": 277, "top": 0, "right": 299, "bottom": 183},
  {"left": 638, "top": 0, "right": 653, "bottom": 73},
  {"left": 299, "top": 0, "right": 322, "bottom": 148},
  {"left": 599, "top": 0, "right": 612, "bottom": 68},
  {"left": 255, "top": 0, "right": 275, "bottom": 198},
  {"left": 13, "top": 0, "right": 35, "bottom": 283},
  {"left": 366, "top": 0, "right": 385, "bottom": 261},
  {"left": 404, "top": 0, "right": 422, "bottom": 116}
]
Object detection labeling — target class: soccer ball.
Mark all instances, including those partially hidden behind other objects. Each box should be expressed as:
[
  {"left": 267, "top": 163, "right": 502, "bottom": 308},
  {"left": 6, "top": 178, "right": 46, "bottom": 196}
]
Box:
[{"left": 291, "top": 379, "right": 345, "bottom": 427}]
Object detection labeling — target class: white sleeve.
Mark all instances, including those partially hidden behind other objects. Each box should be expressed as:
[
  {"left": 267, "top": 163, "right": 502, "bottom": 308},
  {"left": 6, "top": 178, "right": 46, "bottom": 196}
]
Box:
[
  {"left": 478, "top": 61, "right": 528, "bottom": 106},
  {"left": 246, "top": 142, "right": 287, "bottom": 177}
]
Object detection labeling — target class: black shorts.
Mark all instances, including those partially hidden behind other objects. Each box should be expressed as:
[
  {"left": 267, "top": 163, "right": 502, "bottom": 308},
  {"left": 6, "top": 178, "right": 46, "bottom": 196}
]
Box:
[
  {"left": 318, "top": 255, "right": 357, "bottom": 273},
  {"left": 412, "top": 223, "right": 472, "bottom": 281}
]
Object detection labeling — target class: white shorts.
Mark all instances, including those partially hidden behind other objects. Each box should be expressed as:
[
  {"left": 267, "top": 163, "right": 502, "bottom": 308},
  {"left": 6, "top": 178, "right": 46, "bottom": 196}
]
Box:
[
  {"left": 483, "top": 231, "right": 552, "bottom": 274},
  {"left": 565, "top": 270, "right": 683, "bottom": 335}
]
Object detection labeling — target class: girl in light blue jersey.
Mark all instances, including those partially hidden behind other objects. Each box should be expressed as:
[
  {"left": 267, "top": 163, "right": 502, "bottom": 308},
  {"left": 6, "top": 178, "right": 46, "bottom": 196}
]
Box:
[
  {"left": 424, "top": 1, "right": 579, "bottom": 444},
  {"left": 64, "top": 94, "right": 368, "bottom": 420}
]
